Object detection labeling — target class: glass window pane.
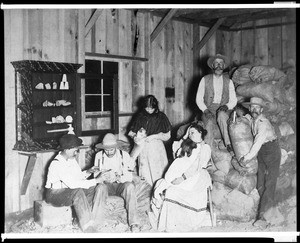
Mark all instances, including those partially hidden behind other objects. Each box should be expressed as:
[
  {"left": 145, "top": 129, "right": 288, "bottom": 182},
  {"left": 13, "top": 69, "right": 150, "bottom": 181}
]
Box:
[
  {"left": 85, "top": 78, "right": 101, "bottom": 94},
  {"left": 103, "top": 61, "right": 118, "bottom": 75},
  {"left": 85, "top": 96, "right": 101, "bottom": 112},
  {"left": 103, "top": 95, "right": 113, "bottom": 111},
  {"left": 85, "top": 60, "right": 101, "bottom": 74},
  {"left": 103, "top": 78, "right": 113, "bottom": 94}
]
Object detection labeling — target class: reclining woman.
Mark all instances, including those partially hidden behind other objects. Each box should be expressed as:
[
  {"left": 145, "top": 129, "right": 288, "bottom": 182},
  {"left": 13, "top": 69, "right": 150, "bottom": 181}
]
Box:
[{"left": 148, "top": 123, "right": 213, "bottom": 232}]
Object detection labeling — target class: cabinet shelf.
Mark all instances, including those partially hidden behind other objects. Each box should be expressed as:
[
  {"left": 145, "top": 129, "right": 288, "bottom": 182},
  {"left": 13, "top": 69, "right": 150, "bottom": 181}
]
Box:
[
  {"left": 33, "top": 122, "right": 72, "bottom": 127},
  {"left": 33, "top": 105, "right": 73, "bottom": 109},
  {"left": 12, "top": 60, "right": 82, "bottom": 151},
  {"left": 33, "top": 89, "right": 73, "bottom": 92}
]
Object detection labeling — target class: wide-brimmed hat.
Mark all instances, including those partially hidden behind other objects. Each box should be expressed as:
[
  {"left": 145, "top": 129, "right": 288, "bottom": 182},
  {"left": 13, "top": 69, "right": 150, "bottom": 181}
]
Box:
[
  {"left": 242, "top": 97, "right": 266, "bottom": 109},
  {"left": 207, "top": 54, "right": 230, "bottom": 69},
  {"left": 95, "top": 133, "right": 128, "bottom": 150},
  {"left": 58, "top": 134, "right": 83, "bottom": 150}
]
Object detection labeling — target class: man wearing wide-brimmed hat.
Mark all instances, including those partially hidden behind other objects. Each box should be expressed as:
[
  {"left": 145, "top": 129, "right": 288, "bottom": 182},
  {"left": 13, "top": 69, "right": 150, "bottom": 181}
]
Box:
[
  {"left": 45, "top": 134, "right": 107, "bottom": 233},
  {"left": 93, "top": 133, "right": 140, "bottom": 232},
  {"left": 196, "top": 54, "right": 237, "bottom": 153},
  {"left": 240, "top": 97, "right": 281, "bottom": 228}
]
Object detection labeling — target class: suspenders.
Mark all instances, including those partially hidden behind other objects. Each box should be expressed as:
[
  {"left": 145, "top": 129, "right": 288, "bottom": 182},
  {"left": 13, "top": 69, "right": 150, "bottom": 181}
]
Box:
[{"left": 98, "top": 150, "right": 124, "bottom": 169}]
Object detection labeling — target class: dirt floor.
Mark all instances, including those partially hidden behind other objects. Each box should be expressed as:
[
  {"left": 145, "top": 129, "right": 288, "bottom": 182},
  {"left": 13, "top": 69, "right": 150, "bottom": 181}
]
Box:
[{"left": 3, "top": 192, "right": 298, "bottom": 241}]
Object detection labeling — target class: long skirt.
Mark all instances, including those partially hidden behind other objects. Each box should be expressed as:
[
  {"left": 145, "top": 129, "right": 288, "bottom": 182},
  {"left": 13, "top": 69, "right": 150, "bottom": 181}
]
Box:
[
  {"left": 157, "top": 175, "right": 212, "bottom": 232},
  {"left": 138, "top": 139, "right": 169, "bottom": 187}
]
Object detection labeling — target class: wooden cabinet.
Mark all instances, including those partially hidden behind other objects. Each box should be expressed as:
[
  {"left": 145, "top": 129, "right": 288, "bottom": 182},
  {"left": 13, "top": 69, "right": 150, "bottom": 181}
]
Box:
[{"left": 12, "top": 60, "right": 82, "bottom": 151}]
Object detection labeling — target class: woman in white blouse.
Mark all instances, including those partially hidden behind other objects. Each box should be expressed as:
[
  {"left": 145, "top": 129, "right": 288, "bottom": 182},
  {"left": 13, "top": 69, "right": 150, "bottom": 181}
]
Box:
[{"left": 148, "top": 123, "right": 212, "bottom": 232}]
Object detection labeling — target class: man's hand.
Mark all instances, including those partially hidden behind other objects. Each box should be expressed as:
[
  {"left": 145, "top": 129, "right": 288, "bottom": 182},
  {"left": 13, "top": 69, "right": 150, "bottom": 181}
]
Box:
[
  {"left": 218, "top": 105, "right": 228, "bottom": 112},
  {"left": 171, "top": 176, "right": 184, "bottom": 185},
  {"left": 238, "top": 156, "right": 248, "bottom": 167},
  {"left": 86, "top": 166, "right": 100, "bottom": 174},
  {"left": 204, "top": 109, "right": 214, "bottom": 119}
]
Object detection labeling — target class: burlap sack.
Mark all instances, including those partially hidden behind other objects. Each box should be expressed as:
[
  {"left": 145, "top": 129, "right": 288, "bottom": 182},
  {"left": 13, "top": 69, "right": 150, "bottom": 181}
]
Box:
[
  {"left": 225, "top": 169, "right": 257, "bottom": 195},
  {"left": 236, "top": 81, "right": 284, "bottom": 103},
  {"left": 228, "top": 117, "right": 258, "bottom": 174},
  {"left": 211, "top": 149, "right": 233, "bottom": 175},
  {"left": 232, "top": 64, "right": 253, "bottom": 86},
  {"left": 249, "top": 65, "right": 286, "bottom": 86}
]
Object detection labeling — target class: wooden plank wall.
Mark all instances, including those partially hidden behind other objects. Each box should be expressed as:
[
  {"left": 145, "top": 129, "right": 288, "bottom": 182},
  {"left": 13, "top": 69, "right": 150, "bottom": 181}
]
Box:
[
  {"left": 217, "top": 17, "right": 296, "bottom": 69},
  {"left": 4, "top": 8, "right": 296, "bottom": 215},
  {"left": 4, "top": 9, "right": 84, "bottom": 214}
]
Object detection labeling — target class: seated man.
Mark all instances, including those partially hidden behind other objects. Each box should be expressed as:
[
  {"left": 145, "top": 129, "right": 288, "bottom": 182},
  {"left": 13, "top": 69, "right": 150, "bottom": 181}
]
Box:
[
  {"left": 93, "top": 133, "right": 140, "bottom": 232},
  {"left": 196, "top": 54, "right": 237, "bottom": 152},
  {"left": 45, "top": 134, "right": 107, "bottom": 233}
]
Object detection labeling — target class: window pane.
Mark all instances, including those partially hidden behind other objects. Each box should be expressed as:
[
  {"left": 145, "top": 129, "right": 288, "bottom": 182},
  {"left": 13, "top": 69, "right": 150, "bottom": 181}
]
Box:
[
  {"left": 103, "top": 61, "right": 118, "bottom": 75},
  {"left": 103, "top": 95, "right": 113, "bottom": 111},
  {"left": 85, "top": 96, "right": 101, "bottom": 112},
  {"left": 85, "top": 60, "right": 101, "bottom": 74},
  {"left": 103, "top": 78, "right": 113, "bottom": 94},
  {"left": 85, "top": 78, "right": 101, "bottom": 94}
]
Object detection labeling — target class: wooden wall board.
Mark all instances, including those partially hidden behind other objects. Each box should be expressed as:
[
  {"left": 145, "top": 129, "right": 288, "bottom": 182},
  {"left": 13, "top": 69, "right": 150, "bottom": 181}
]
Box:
[
  {"left": 173, "top": 20, "right": 185, "bottom": 124},
  {"left": 164, "top": 21, "right": 175, "bottom": 122},
  {"left": 241, "top": 21, "right": 255, "bottom": 65},
  {"left": 118, "top": 10, "right": 131, "bottom": 56},
  {"left": 119, "top": 61, "right": 133, "bottom": 113},
  {"left": 183, "top": 22, "right": 193, "bottom": 122},
  {"left": 131, "top": 12, "right": 146, "bottom": 112},
  {"left": 254, "top": 19, "right": 269, "bottom": 66},
  {"left": 105, "top": 9, "right": 119, "bottom": 55},
  {"left": 268, "top": 18, "right": 283, "bottom": 68},
  {"left": 150, "top": 15, "right": 165, "bottom": 110},
  {"left": 231, "top": 30, "right": 242, "bottom": 66},
  {"left": 281, "top": 17, "right": 296, "bottom": 66},
  {"left": 84, "top": 9, "right": 93, "bottom": 53}
]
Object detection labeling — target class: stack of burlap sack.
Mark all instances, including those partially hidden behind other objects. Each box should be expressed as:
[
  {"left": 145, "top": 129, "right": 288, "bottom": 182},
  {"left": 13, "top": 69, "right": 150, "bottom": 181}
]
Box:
[
  {"left": 232, "top": 63, "right": 295, "bottom": 114},
  {"left": 210, "top": 62, "right": 296, "bottom": 223},
  {"left": 210, "top": 116, "right": 260, "bottom": 222}
]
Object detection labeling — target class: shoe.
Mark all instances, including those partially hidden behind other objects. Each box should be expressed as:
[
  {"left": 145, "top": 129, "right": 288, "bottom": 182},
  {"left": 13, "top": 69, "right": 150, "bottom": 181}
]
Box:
[
  {"left": 252, "top": 219, "right": 269, "bottom": 229},
  {"left": 83, "top": 225, "right": 97, "bottom": 233},
  {"left": 130, "top": 224, "right": 140, "bottom": 233}
]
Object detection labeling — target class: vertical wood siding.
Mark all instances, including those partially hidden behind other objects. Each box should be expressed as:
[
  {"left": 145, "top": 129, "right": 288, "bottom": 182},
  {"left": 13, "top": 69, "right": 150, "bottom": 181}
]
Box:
[{"left": 4, "top": 8, "right": 296, "bottom": 214}]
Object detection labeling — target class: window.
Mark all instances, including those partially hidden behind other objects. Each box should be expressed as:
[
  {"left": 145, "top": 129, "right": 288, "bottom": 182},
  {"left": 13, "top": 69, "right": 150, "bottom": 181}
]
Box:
[
  {"left": 77, "top": 60, "right": 119, "bottom": 136},
  {"left": 85, "top": 60, "right": 117, "bottom": 114}
]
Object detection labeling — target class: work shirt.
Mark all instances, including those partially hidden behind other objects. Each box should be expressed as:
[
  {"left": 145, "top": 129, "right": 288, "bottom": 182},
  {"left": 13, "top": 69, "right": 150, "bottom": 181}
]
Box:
[
  {"left": 196, "top": 74, "right": 237, "bottom": 112},
  {"left": 45, "top": 152, "right": 96, "bottom": 189},
  {"left": 243, "top": 113, "right": 277, "bottom": 161},
  {"left": 93, "top": 149, "right": 135, "bottom": 183}
]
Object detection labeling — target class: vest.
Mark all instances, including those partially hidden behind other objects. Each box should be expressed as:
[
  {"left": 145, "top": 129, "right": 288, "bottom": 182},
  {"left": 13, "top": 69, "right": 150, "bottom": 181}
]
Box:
[{"left": 203, "top": 74, "right": 230, "bottom": 108}]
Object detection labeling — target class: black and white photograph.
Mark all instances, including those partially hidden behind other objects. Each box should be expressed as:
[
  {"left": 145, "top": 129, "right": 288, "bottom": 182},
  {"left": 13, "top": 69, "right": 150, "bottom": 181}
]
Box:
[{"left": 2, "top": 3, "right": 298, "bottom": 242}]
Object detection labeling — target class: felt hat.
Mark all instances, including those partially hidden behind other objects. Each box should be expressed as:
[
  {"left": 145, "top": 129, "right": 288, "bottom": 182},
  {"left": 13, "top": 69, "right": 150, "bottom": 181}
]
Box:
[
  {"left": 242, "top": 97, "right": 266, "bottom": 109},
  {"left": 95, "top": 133, "right": 128, "bottom": 150},
  {"left": 58, "top": 134, "right": 83, "bottom": 150},
  {"left": 207, "top": 54, "right": 230, "bottom": 69}
]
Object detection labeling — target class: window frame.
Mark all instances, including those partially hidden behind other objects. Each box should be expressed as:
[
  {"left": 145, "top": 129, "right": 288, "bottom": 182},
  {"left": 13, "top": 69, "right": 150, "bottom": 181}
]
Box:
[{"left": 76, "top": 72, "right": 119, "bottom": 137}]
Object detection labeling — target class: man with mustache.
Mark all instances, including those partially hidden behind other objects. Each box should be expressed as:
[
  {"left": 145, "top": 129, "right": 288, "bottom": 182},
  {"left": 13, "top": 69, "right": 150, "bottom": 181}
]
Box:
[
  {"left": 240, "top": 97, "right": 281, "bottom": 228},
  {"left": 196, "top": 54, "right": 237, "bottom": 153}
]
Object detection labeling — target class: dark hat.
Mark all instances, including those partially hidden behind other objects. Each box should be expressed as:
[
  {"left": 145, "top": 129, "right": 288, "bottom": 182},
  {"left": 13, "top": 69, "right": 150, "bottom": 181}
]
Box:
[
  {"left": 207, "top": 54, "right": 230, "bottom": 69},
  {"left": 58, "top": 134, "right": 83, "bottom": 150},
  {"left": 242, "top": 97, "right": 266, "bottom": 109},
  {"left": 95, "top": 133, "right": 128, "bottom": 150}
]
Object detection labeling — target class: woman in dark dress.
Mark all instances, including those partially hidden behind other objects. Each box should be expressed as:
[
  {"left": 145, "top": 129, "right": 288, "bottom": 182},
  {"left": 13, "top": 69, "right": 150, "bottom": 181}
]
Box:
[{"left": 128, "top": 95, "right": 172, "bottom": 186}]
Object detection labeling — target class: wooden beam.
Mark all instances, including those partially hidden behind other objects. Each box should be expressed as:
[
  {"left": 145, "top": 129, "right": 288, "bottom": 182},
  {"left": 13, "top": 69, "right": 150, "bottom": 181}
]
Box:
[
  {"left": 20, "top": 154, "right": 37, "bottom": 195},
  {"left": 193, "top": 17, "right": 226, "bottom": 51},
  {"left": 85, "top": 52, "right": 148, "bottom": 62},
  {"left": 85, "top": 9, "right": 103, "bottom": 37},
  {"left": 150, "top": 9, "right": 178, "bottom": 43}
]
